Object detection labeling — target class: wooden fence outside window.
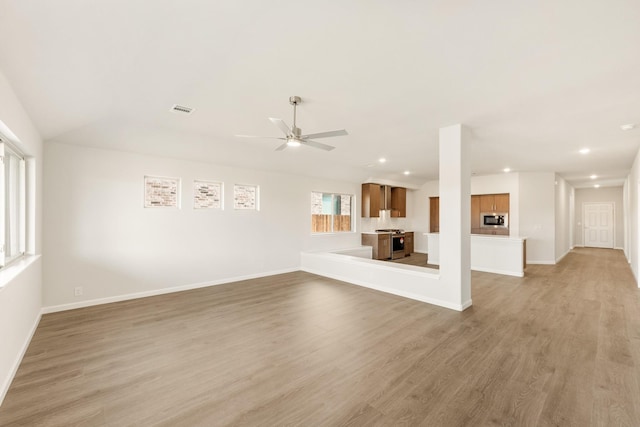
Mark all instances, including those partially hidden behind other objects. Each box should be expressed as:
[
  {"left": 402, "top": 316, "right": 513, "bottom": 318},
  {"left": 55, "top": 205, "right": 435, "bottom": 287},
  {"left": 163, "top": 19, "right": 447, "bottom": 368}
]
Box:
[{"left": 311, "top": 214, "right": 352, "bottom": 233}]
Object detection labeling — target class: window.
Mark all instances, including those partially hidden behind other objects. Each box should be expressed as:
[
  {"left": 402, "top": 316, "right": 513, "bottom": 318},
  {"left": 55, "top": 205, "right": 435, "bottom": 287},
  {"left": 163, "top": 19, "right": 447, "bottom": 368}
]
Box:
[
  {"left": 144, "top": 176, "right": 180, "bottom": 208},
  {"left": 234, "top": 184, "right": 259, "bottom": 210},
  {"left": 0, "top": 140, "right": 26, "bottom": 267},
  {"left": 311, "top": 192, "right": 353, "bottom": 233},
  {"left": 193, "top": 180, "right": 223, "bottom": 209}
]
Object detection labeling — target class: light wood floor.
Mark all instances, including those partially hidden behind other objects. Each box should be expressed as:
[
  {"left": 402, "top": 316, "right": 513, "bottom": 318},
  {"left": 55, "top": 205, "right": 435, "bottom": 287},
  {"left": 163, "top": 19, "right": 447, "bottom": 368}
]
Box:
[
  {"left": 390, "top": 252, "right": 438, "bottom": 269},
  {"left": 1, "top": 248, "right": 639, "bottom": 426}
]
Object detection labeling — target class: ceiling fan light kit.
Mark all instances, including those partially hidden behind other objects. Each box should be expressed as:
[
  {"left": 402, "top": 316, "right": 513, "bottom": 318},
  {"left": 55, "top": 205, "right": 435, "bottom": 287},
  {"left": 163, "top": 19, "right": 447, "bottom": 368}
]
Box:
[{"left": 236, "top": 96, "right": 348, "bottom": 151}]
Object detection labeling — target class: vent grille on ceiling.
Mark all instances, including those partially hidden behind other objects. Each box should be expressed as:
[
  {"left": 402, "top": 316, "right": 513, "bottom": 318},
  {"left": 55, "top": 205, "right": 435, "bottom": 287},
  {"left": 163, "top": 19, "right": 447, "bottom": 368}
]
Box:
[{"left": 170, "top": 104, "right": 194, "bottom": 114}]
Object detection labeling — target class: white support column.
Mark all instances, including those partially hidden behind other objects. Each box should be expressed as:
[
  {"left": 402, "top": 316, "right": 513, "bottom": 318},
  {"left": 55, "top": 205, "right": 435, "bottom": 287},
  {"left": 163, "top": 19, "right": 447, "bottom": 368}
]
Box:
[{"left": 439, "top": 124, "right": 472, "bottom": 310}]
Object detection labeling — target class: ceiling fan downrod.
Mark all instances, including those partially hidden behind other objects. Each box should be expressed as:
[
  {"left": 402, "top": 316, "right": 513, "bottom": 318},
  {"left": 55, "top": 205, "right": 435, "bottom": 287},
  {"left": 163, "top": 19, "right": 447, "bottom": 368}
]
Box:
[{"left": 289, "top": 96, "right": 301, "bottom": 136}]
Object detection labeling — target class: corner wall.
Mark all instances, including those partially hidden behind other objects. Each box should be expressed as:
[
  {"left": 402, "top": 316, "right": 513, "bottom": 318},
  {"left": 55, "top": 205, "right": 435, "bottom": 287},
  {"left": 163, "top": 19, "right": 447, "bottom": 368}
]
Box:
[
  {"left": 627, "top": 148, "right": 640, "bottom": 284},
  {"left": 0, "top": 70, "right": 43, "bottom": 405},
  {"left": 554, "top": 175, "right": 573, "bottom": 262},
  {"left": 518, "top": 172, "right": 556, "bottom": 264}
]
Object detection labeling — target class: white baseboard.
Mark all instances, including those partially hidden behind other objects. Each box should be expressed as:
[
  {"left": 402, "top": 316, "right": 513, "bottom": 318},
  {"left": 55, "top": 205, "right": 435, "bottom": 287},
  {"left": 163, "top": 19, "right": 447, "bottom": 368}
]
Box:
[
  {"left": 0, "top": 312, "right": 41, "bottom": 407},
  {"left": 471, "top": 266, "right": 524, "bottom": 277},
  {"left": 42, "top": 268, "right": 299, "bottom": 314},
  {"left": 555, "top": 249, "right": 571, "bottom": 264},
  {"left": 573, "top": 245, "right": 623, "bottom": 251},
  {"left": 526, "top": 260, "right": 556, "bottom": 265},
  {"left": 302, "top": 265, "right": 470, "bottom": 312}
]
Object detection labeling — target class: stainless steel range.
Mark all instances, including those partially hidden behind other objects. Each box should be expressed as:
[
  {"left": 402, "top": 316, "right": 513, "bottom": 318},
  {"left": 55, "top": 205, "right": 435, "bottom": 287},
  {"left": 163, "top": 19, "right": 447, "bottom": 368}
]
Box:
[{"left": 375, "top": 229, "right": 405, "bottom": 259}]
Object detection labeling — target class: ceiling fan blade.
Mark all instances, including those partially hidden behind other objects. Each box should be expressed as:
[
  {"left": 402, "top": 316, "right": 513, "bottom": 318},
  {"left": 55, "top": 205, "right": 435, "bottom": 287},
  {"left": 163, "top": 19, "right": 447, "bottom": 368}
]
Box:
[
  {"left": 275, "top": 143, "right": 288, "bottom": 151},
  {"left": 300, "top": 129, "right": 348, "bottom": 140},
  {"left": 301, "top": 139, "right": 335, "bottom": 151},
  {"left": 268, "top": 118, "right": 291, "bottom": 136}
]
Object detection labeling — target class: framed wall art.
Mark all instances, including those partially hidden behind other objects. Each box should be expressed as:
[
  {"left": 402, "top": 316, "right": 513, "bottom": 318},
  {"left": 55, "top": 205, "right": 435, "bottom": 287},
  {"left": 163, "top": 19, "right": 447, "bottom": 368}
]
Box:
[
  {"left": 233, "top": 184, "right": 259, "bottom": 210},
  {"left": 194, "top": 180, "right": 223, "bottom": 209},
  {"left": 144, "top": 176, "right": 180, "bottom": 208}
]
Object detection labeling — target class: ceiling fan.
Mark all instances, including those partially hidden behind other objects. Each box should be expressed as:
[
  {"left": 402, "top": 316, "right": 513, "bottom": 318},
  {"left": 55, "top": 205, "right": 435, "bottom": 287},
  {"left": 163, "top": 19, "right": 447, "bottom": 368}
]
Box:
[{"left": 236, "top": 96, "right": 348, "bottom": 151}]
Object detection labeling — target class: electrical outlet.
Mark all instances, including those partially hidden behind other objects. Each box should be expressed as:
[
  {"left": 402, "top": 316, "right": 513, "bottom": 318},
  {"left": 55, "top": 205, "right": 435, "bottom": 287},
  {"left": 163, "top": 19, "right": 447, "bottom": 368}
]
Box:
[{"left": 74, "top": 286, "right": 83, "bottom": 297}]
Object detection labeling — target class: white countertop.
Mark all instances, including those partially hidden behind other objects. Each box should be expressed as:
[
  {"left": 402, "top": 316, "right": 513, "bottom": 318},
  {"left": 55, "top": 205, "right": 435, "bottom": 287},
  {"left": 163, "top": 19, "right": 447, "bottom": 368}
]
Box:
[
  {"left": 362, "top": 231, "right": 414, "bottom": 235},
  {"left": 424, "top": 232, "right": 526, "bottom": 242}
]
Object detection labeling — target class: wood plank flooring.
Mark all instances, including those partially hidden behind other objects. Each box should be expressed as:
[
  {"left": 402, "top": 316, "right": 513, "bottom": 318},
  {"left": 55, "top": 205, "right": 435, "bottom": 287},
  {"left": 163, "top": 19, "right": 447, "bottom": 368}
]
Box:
[
  {"left": 390, "top": 252, "right": 437, "bottom": 268},
  {"left": 1, "top": 247, "right": 639, "bottom": 426}
]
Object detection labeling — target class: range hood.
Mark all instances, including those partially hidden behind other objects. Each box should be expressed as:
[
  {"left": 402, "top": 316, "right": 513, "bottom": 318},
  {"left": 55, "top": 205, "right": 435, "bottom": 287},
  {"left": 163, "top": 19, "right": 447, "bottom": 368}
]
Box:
[{"left": 380, "top": 185, "right": 392, "bottom": 211}]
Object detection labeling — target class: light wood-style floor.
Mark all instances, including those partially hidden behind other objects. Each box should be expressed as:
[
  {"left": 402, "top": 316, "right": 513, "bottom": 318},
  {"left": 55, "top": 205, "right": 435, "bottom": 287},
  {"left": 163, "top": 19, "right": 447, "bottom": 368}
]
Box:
[
  {"left": 390, "top": 252, "right": 438, "bottom": 268},
  {"left": 1, "top": 248, "right": 640, "bottom": 426}
]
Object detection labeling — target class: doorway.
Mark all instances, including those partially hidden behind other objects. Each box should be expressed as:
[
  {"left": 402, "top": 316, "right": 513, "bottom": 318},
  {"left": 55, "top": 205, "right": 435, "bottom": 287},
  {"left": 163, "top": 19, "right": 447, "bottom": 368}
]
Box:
[{"left": 583, "top": 202, "right": 614, "bottom": 248}]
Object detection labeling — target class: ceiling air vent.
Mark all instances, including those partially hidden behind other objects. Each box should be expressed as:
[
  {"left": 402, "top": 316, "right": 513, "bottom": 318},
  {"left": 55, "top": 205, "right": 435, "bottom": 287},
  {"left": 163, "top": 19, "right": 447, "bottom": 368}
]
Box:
[{"left": 170, "top": 104, "right": 194, "bottom": 115}]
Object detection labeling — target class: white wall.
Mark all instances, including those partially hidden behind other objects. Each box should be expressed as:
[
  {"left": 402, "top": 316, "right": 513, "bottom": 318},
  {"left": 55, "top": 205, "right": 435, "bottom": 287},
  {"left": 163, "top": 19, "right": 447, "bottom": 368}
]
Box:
[
  {"left": 360, "top": 210, "right": 410, "bottom": 233},
  {"left": 626, "top": 148, "right": 640, "bottom": 284},
  {"left": 0, "top": 70, "right": 43, "bottom": 404},
  {"left": 574, "top": 186, "right": 624, "bottom": 249},
  {"left": 554, "top": 175, "right": 573, "bottom": 262},
  {"left": 519, "top": 172, "right": 556, "bottom": 264},
  {"left": 410, "top": 180, "right": 438, "bottom": 253},
  {"left": 624, "top": 177, "right": 631, "bottom": 260},
  {"left": 43, "top": 142, "right": 361, "bottom": 309}
]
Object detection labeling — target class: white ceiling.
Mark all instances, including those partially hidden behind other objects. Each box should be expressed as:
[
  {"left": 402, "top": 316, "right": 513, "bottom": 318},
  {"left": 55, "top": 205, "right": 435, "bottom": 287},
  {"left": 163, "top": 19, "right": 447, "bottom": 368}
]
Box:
[{"left": 1, "top": 0, "right": 639, "bottom": 188}]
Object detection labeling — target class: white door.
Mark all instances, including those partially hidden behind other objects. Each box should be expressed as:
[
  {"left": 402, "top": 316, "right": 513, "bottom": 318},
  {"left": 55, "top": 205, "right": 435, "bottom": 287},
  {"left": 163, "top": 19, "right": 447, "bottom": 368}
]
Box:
[{"left": 583, "top": 203, "right": 614, "bottom": 248}]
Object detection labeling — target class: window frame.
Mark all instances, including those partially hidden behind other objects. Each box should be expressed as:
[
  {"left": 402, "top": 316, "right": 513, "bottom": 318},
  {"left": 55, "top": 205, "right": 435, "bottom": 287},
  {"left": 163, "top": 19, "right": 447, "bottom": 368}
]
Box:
[
  {"left": 0, "top": 138, "right": 26, "bottom": 268},
  {"left": 193, "top": 179, "right": 224, "bottom": 210},
  {"left": 310, "top": 191, "right": 355, "bottom": 235}
]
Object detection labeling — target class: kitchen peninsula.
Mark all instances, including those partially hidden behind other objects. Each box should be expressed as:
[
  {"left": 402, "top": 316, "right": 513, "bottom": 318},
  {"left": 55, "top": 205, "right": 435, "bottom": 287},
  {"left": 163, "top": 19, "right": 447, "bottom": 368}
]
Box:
[{"left": 426, "top": 232, "right": 526, "bottom": 277}]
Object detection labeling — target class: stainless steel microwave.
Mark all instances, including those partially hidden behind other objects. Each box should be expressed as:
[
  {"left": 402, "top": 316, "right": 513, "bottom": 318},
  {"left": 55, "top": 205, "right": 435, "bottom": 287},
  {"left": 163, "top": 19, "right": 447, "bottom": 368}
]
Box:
[{"left": 481, "top": 212, "right": 508, "bottom": 228}]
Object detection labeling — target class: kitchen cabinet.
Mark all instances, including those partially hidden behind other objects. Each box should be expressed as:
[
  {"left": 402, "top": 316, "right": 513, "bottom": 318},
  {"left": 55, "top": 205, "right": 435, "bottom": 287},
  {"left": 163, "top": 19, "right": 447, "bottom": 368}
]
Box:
[
  {"left": 477, "top": 193, "right": 509, "bottom": 235},
  {"left": 391, "top": 187, "right": 406, "bottom": 217},
  {"left": 471, "top": 195, "right": 481, "bottom": 234},
  {"left": 429, "top": 197, "right": 439, "bottom": 232},
  {"left": 361, "top": 183, "right": 381, "bottom": 218},
  {"left": 430, "top": 193, "right": 510, "bottom": 235},
  {"left": 361, "top": 233, "right": 391, "bottom": 260},
  {"left": 404, "top": 232, "right": 414, "bottom": 255},
  {"left": 362, "top": 183, "right": 406, "bottom": 218},
  {"left": 479, "top": 194, "right": 493, "bottom": 212},
  {"left": 479, "top": 193, "right": 509, "bottom": 212},
  {"left": 494, "top": 194, "right": 510, "bottom": 212}
]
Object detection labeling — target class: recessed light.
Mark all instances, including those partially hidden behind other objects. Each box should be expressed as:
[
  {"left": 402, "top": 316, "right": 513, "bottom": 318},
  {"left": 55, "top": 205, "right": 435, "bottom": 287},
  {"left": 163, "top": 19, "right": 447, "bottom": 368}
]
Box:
[
  {"left": 579, "top": 148, "right": 590, "bottom": 155},
  {"left": 503, "top": 168, "right": 511, "bottom": 173},
  {"left": 378, "top": 158, "right": 387, "bottom": 163},
  {"left": 590, "top": 174, "right": 597, "bottom": 179},
  {"left": 403, "top": 171, "right": 410, "bottom": 175},
  {"left": 621, "top": 124, "right": 636, "bottom": 131},
  {"left": 594, "top": 184, "right": 600, "bottom": 188}
]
